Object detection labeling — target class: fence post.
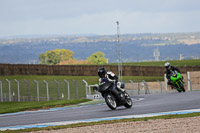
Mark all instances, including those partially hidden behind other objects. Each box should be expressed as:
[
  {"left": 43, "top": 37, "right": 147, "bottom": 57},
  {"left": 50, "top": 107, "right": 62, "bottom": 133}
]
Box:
[
  {"left": 54, "top": 80, "right": 60, "bottom": 100},
  {"left": 88, "top": 85, "right": 91, "bottom": 95},
  {"left": 129, "top": 80, "right": 135, "bottom": 96},
  {"left": 143, "top": 80, "right": 150, "bottom": 94},
  {"left": 14, "top": 79, "right": 20, "bottom": 102},
  {"left": 187, "top": 72, "right": 192, "bottom": 91},
  {"left": 75, "top": 81, "right": 78, "bottom": 99},
  {"left": 6, "top": 79, "right": 11, "bottom": 102},
  {"left": 0, "top": 80, "right": 2, "bottom": 102},
  {"left": 64, "top": 80, "right": 70, "bottom": 100},
  {"left": 138, "top": 82, "right": 140, "bottom": 95},
  {"left": 34, "top": 80, "right": 40, "bottom": 101},
  {"left": 164, "top": 74, "right": 168, "bottom": 93},
  {"left": 83, "top": 80, "right": 88, "bottom": 98},
  {"left": 43, "top": 80, "right": 49, "bottom": 101},
  {"left": 157, "top": 80, "right": 163, "bottom": 93},
  {"left": 24, "top": 80, "right": 30, "bottom": 101}
]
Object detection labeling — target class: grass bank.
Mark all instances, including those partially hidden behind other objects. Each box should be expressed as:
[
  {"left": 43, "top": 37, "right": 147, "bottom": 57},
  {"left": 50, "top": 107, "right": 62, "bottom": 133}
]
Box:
[
  {"left": 0, "top": 75, "right": 163, "bottom": 84},
  {"left": 0, "top": 99, "right": 91, "bottom": 114},
  {"left": 111, "top": 59, "right": 200, "bottom": 66}
]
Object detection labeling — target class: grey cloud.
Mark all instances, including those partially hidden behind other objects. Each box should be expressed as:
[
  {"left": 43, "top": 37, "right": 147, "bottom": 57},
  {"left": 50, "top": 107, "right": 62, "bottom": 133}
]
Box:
[
  {"left": 0, "top": 0, "right": 200, "bottom": 37},
  {"left": 1, "top": 0, "right": 200, "bottom": 21}
]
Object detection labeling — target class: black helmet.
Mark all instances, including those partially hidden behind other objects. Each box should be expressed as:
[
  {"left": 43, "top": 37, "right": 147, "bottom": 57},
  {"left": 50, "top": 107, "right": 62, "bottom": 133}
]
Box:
[{"left": 98, "top": 67, "right": 107, "bottom": 78}]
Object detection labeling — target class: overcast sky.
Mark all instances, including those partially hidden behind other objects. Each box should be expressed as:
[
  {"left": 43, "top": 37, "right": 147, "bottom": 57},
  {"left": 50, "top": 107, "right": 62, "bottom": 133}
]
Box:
[{"left": 0, "top": 0, "right": 200, "bottom": 37}]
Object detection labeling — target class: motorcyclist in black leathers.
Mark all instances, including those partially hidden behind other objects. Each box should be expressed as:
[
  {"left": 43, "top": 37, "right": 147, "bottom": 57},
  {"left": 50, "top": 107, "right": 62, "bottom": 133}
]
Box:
[
  {"left": 98, "top": 67, "right": 118, "bottom": 84},
  {"left": 165, "top": 62, "right": 180, "bottom": 88},
  {"left": 97, "top": 67, "right": 124, "bottom": 99}
]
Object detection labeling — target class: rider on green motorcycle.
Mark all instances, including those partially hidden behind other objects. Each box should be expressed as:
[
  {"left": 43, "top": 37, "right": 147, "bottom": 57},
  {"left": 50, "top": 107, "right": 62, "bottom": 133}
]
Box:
[{"left": 164, "top": 62, "right": 180, "bottom": 88}]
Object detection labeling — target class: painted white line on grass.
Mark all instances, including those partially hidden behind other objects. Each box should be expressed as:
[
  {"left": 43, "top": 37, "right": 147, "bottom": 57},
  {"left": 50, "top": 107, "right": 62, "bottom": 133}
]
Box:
[{"left": 1, "top": 108, "right": 200, "bottom": 131}]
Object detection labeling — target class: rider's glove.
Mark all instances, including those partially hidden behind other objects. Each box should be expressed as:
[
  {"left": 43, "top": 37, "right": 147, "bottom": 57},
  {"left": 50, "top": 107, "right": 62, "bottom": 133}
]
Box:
[{"left": 93, "top": 84, "right": 99, "bottom": 91}]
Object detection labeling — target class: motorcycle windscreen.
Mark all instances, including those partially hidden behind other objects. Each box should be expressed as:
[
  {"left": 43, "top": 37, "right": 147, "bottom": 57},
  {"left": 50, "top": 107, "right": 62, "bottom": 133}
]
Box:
[
  {"left": 170, "top": 73, "right": 182, "bottom": 82},
  {"left": 98, "top": 82, "right": 113, "bottom": 92}
]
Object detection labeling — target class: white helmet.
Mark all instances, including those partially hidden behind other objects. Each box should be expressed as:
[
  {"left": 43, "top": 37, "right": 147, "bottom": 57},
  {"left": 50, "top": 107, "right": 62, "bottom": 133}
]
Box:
[
  {"left": 117, "top": 82, "right": 125, "bottom": 92},
  {"left": 164, "top": 62, "right": 170, "bottom": 69},
  {"left": 117, "top": 82, "right": 125, "bottom": 89}
]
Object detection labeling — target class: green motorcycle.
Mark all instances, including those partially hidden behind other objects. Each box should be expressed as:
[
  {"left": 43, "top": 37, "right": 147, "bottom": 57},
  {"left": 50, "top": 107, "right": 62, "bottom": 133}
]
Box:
[{"left": 170, "top": 71, "right": 185, "bottom": 92}]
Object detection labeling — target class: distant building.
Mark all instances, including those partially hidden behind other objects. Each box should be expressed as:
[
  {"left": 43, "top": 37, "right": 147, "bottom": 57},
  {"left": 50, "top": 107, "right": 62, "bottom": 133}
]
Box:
[
  {"left": 153, "top": 48, "right": 160, "bottom": 61},
  {"left": 179, "top": 54, "right": 183, "bottom": 60}
]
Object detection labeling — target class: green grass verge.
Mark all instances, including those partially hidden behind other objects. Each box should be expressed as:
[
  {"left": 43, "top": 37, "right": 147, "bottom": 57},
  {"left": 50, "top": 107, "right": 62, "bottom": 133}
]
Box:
[
  {"left": 0, "top": 75, "right": 163, "bottom": 84},
  {"left": 0, "top": 75, "right": 99, "bottom": 85},
  {"left": 2, "top": 112, "right": 200, "bottom": 133},
  {"left": 0, "top": 99, "right": 91, "bottom": 114},
  {"left": 110, "top": 59, "right": 200, "bottom": 66},
  {"left": 122, "top": 76, "right": 163, "bottom": 82}
]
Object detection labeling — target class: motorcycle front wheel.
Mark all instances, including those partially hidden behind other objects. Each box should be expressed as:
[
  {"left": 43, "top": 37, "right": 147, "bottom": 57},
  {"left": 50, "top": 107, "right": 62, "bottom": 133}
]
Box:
[
  {"left": 105, "top": 93, "right": 117, "bottom": 110},
  {"left": 124, "top": 92, "right": 133, "bottom": 108},
  {"left": 180, "top": 84, "right": 185, "bottom": 92}
]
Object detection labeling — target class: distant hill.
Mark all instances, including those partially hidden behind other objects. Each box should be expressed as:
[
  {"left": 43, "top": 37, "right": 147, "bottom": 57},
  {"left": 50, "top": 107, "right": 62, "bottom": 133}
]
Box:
[{"left": 0, "top": 32, "right": 200, "bottom": 64}]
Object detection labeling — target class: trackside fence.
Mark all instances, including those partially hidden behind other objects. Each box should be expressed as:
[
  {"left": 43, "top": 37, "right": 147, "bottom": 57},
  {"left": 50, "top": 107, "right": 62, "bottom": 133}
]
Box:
[
  {"left": 0, "top": 71, "right": 200, "bottom": 101},
  {"left": 84, "top": 71, "right": 200, "bottom": 99},
  {"left": 0, "top": 79, "right": 85, "bottom": 102}
]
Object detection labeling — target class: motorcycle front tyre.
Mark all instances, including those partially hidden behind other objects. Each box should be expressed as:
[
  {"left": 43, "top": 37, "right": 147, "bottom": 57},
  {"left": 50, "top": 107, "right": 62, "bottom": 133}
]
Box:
[
  {"left": 105, "top": 93, "right": 117, "bottom": 110},
  {"left": 180, "top": 84, "right": 185, "bottom": 92},
  {"left": 124, "top": 92, "right": 133, "bottom": 108}
]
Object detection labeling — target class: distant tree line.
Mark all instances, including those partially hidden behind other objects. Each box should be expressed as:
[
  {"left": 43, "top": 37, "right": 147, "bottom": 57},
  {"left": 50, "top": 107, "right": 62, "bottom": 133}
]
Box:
[
  {"left": 1, "top": 32, "right": 200, "bottom": 64},
  {"left": 39, "top": 49, "right": 108, "bottom": 65}
]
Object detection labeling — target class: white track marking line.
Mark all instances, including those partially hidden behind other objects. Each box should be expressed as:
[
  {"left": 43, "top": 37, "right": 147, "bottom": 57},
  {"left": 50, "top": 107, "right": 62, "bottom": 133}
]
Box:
[{"left": 1, "top": 108, "right": 200, "bottom": 131}]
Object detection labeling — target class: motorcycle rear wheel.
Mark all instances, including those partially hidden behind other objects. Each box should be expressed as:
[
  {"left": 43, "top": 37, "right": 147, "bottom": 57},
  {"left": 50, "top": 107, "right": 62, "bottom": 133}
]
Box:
[{"left": 105, "top": 93, "right": 117, "bottom": 110}]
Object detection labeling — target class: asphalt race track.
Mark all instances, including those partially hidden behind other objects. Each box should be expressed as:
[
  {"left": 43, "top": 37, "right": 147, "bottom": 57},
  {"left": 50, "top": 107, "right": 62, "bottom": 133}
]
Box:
[{"left": 1, "top": 91, "right": 200, "bottom": 129}]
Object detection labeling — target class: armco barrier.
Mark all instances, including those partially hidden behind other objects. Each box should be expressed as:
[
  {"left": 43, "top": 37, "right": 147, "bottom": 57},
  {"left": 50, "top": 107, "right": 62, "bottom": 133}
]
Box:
[{"left": 0, "top": 63, "right": 200, "bottom": 76}]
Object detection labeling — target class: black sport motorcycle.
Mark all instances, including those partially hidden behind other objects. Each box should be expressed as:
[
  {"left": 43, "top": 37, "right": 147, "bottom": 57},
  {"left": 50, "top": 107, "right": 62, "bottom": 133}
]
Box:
[{"left": 94, "top": 81, "right": 133, "bottom": 110}]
